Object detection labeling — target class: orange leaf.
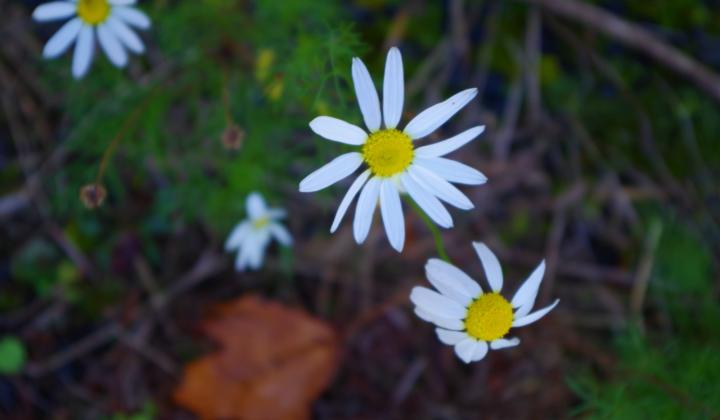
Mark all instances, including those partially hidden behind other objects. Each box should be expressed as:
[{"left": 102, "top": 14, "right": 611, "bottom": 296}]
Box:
[{"left": 174, "top": 295, "right": 340, "bottom": 420}]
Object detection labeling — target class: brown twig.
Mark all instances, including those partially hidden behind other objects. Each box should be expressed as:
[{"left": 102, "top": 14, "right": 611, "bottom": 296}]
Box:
[
  {"left": 629, "top": 220, "right": 663, "bottom": 323},
  {"left": 521, "top": 0, "right": 720, "bottom": 103},
  {"left": 494, "top": 59, "right": 523, "bottom": 160},
  {"left": 525, "top": 5, "right": 543, "bottom": 124},
  {"left": 24, "top": 252, "right": 226, "bottom": 377},
  {"left": 547, "top": 17, "right": 691, "bottom": 208}
]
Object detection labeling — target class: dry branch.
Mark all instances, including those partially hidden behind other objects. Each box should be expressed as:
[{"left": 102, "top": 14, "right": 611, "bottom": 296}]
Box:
[{"left": 522, "top": 0, "right": 720, "bottom": 103}]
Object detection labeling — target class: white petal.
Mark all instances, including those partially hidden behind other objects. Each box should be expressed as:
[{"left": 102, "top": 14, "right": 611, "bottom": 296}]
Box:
[
  {"left": 233, "top": 230, "right": 257, "bottom": 271},
  {"left": 415, "top": 126, "right": 485, "bottom": 158},
  {"left": 225, "top": 221, "right": 250, "bottom": 250},
  {"left": 414, "top": 307, "right": 434, "bottom": 323},
  {"left": 471, "top": 340, "right": 489, "bottom": 361},
  {"left": 414, "top": 157, "right": 487, "bottom": 185},
  {"left": 352, "top": 177, "right": 381, "bottom": 244},
  {"left": 382, "top": 47, "right": 404, "bottom": 129},
  {"left": 299, "top": 152, "right": 363, "bottom": 192},
  {"left": 410, "top": 286, "right": 466, "bottom": 319},
  {"left": 330, "top": 170, "right": 370, "bottom": 233},
  {"left": 490, "top": 337, "right": 520, "bottom": 350},
  {"left": 351, "top": 57, "right": 381, "bottom": 132},
  {"left": 72, "top": 25, "right": 94, "bottom": 79},
  {"left": 414, "top": 308, "right": 464, "bottom": 330},
  {"left": 248, "top": 230, "right": 271, "bottom": 270},
  {"left": 379, "top": 180, "right": 404, "bottom": 252},
  {"left": 454, "top": 338, "right": 478, "bottom": 364},
  {"left": 105, "top": 16, "right": 144, "bottom": 54},
  {"left": 309, "top": 116, "right": 368, "bottom": 145},
  {"left": 33, "top": 2, "right": 76, "bottom": 22},
  {"left": 400, "top": 172, "right": 453, "bottom": 228},
  {"left": 473, "top": 242, "right": 503, "bottom": 292},
  {"left": 511, "top": 260, "right": 546, "bottom": 318},
  {"left": 426, "top": 258, "right": 482, "bottom": 299},
  {"left": 269, "top": 223, "right": 292, "bottom": 246},
  {"left": 435, "top": 328, "right": 468, "bottom": 345},
  {"left": 234, "top": 244, "right": 250, "bottom": 271},
  {"left": 248, "top": 244, "right": 265, "bottom": 270},
  {"left": 97, "top": 23, "right": 127, "bottom": 67},
  {"left": 512, "top": 299, "right": 559, "bottom": 327},
  {"left": 112, "top": 6, "right": 151, "bottom": 29},
  {"left": 42, "top": 17, "right": 82, "bottom": 59},
  {"left": 409, "top": 164, "right": 474, "bottom": 210},
  {"left": 109, "top": 0, "right": 137, "bottom": 5},
  {"left": 403, "top": 88, "right": 478, "bottom": 140},
  {"left": 246, "top": 192, "right": 267, "bottom": 219},
  {"left": 241, "top": 242, "right": 258, "bottom": 271},
  {"left": 425, "top": 267, "right": 472, "bottom": 307}
]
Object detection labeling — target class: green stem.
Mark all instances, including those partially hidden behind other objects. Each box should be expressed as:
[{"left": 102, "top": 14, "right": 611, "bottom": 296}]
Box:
[{"left": 405, "top": 197, "right": 451, "bottom": 263}]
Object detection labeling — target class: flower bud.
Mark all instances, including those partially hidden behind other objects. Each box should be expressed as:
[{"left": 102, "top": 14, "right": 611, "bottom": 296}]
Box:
[
  {"left": 221, "top": 124, "right": 245, "bottom": 151},
  {"left": 79, "top": 184, "right": 107, "bottom": 209}
]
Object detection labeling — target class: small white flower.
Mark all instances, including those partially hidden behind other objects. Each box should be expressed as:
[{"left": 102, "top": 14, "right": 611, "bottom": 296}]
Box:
[
  {"left": 33, "top": 0, "right": 151, "bottom": 79},
  {"left": 299, "top": 47, "right": 487, "bottom": 253},
  {"left": 410, "top": 242, "right": 559, "bottom": 363},
  {"left": 225, "top": 192, "right": 292, "bottom": 272}
]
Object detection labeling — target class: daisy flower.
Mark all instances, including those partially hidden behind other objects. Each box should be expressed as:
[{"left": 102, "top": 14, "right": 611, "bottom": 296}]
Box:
[
  {"left": 410, "top": 242, "right": 559, "bottom": 363},
  {"left": 298, "top": 47, "right": 486, "bottom": 252},
  {"left": 33, "top": 0, "right": 151, "bottom": 79},
  {"left": 225, "top": 192, "right": 292, "bottom": 271}
]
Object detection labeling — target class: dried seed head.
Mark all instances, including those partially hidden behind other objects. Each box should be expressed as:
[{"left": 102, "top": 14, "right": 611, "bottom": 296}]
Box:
[
  {"left": 80, "top": 184, "right": 107, "bottom": 209},
  {"left": 222, "top": 124, "right": 245, "bottom": 151}
]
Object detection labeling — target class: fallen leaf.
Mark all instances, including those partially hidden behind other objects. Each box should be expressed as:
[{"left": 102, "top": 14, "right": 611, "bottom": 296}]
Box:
[{"left": 174, "top": 295, "right": 339, "bottom": 420}]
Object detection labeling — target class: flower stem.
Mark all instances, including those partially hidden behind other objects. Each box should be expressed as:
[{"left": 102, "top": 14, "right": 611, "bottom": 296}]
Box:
[
  {"left": 405, "top": 197, "right": 451, "bottom": 263},
  {"left": 221, "top": 68, "right": 233, "bottom": 125},
  {"left": 94, "top": 91, "right": 157, "bottom": 187}
]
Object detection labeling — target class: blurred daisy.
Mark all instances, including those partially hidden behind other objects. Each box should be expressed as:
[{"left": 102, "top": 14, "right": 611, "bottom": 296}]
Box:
[
  {"left": 33, "top": 0, "right": 151, "bottom": 79},
  {"left": 299, "top": 47, "right": 486, "bottom": 252},
  {"left": 225, "top": 192, "right": 292, "bottom": 271},
  {"left": 410, "top": 242, "right": 559, "bottom": 363}
]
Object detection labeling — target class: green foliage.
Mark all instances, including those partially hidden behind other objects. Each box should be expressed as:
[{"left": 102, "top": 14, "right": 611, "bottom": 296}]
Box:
[
  {"left": 572, "top": 218, "right": 720, "bottom": 419},
  {"left": 626, "top": 1, "right": 712, "bottom": 30},
  {"left": 652, "top": 218, "right": 717, "bottom": 336},
  {"left": 0, "top": 336, "right": 27, "bottom": 375},
  {"left": 571, "top": 330, "right": 720, "bottom": 419},
  {"left": 41, "top": 0, "right": 364, "bottom": 270}
]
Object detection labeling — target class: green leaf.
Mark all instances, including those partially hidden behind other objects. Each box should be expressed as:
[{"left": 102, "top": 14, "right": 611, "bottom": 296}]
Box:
[{"left": 0, "top": 336, "right": 27, "bottom": 375}]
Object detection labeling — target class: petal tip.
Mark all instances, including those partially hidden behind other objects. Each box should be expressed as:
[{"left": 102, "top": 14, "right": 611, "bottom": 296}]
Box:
[
  {"left": 409, "top": 286, "right": 428, "bottom": 302},
  {"left": 308, "top": 116, "right": 322, "bottom": 127}
]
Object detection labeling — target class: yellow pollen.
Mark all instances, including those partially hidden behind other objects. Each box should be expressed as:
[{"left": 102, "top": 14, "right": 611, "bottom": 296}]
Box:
[
  {"left": 252, "top": 216, "right": 270, "bottom": 229},
  {"left": 464, "top": 293, "right": 514, "bottom": 341},
  {"left": 361, "top": 129, "right": 414, "bottom": 177},
  {"left": 77, "top": 0, "right": 111, "bottom": 25}
]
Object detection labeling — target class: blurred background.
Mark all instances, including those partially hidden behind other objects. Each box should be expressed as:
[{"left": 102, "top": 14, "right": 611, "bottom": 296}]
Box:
[{"left": 1, "top": 0, "right": 719, "bottom": 418}]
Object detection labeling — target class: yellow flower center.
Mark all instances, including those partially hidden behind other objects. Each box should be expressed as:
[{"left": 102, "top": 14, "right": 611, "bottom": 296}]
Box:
[
  {"left": 252, "top": 216, "right": 270, "bottom": 229},
  {"left": 464, "top": 293, "right": 514, "bottom": 341},
  {"left": 361, "top": 129, "right": 414, "bottom": 177},
  {"left": 77, "top": 0, "right": 111, "bottom": 25}
]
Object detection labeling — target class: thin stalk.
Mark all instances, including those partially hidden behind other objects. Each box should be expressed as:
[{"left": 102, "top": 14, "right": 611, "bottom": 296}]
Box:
[
  {"left": 94, "top": 91, "right": 157, "bottom": 187},
  {"left": 405, "top": 197, "right": 451, "bottom": 263},
  {"left": 221, "top": 69, "right": 233, "bottom": 125}
]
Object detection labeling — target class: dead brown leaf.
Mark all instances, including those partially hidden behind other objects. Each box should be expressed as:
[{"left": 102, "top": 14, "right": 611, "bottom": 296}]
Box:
[{"left": 174, "top": 295, "right": 340, "bottom": 420}]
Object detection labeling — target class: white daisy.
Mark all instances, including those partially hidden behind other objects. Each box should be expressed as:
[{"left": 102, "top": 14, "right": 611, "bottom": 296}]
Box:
[
  {"left": 410, "top": 242, "right": 560, "bottom": 363},
  {"left": 225, "top": 192, "right": 292, "bottom": 271},
  {"left": 33, "top": 0, "right": 151, "bottom": 79},
  {"left": 298, "top": 47, "right": 487, "bottom": 252}
]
